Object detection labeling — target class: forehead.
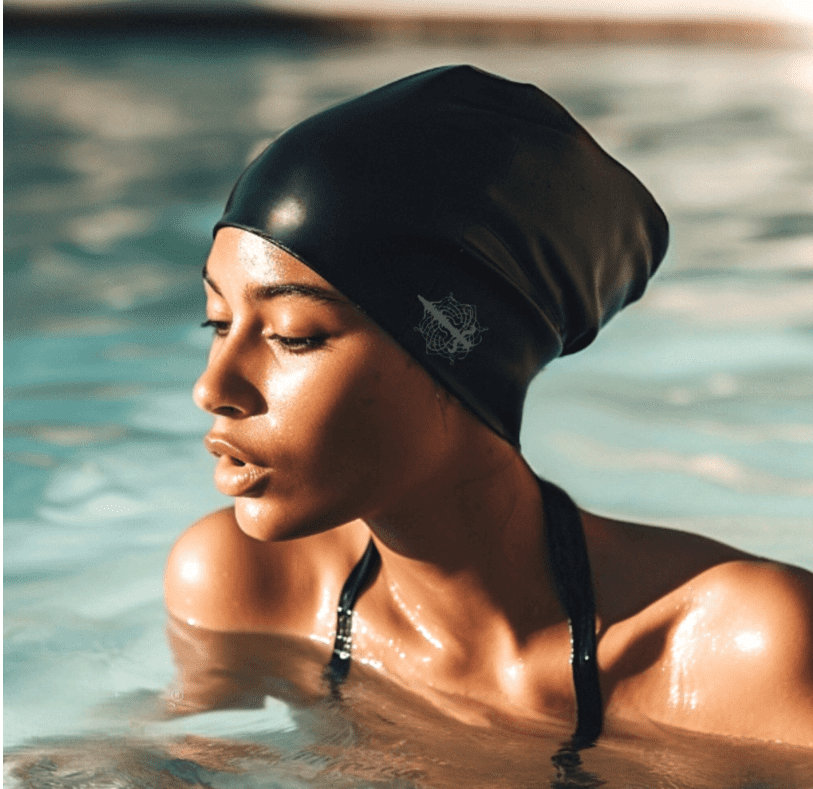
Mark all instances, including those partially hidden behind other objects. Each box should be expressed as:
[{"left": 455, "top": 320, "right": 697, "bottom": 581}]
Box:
[{"left": 206, "top": 227, "right": 340, "bottom": 294}]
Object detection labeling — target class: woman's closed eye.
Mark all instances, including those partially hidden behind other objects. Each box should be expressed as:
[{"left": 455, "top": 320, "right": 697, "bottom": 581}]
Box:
[
  {"left": 201, "top": 320, "right": 328, "bottom": 353},
  {"left": 201, "top": 319, "right": 230, "bottom": 337},
  {"left": 268, "top": 333, "right": 329, "bottom": 353}
]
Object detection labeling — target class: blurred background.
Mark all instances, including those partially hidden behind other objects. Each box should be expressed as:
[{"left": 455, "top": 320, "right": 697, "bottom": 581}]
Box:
[{"left": 4, "top": 0, "right": 813, "bottom": 755}]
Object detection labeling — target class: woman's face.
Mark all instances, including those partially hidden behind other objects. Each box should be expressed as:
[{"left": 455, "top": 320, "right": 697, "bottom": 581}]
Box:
[{"left": 195, "top": 227, "right": 449, "bottom": 541}]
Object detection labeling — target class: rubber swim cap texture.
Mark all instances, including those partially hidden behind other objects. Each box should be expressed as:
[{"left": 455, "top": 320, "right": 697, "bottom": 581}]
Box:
[{"left": 215, "top": 65, "right": 668, "bottom": 446}]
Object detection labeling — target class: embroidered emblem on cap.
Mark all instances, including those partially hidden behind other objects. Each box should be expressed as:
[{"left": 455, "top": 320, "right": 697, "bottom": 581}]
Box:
[{"left": 415, "top": 293, "right": 487, "bottom": 363}]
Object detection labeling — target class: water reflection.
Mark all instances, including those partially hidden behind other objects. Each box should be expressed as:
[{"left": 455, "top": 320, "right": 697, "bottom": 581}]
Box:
[
  {"left": 157, "top": 619, "right": 811, "bottom": 787},
  {"left": 4, "top": 617, "right": 812, "bottom": 785}
]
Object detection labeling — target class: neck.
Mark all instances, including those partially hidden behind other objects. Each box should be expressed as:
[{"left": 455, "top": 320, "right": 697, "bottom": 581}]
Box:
[{"left": 361, "top": 434, "right": 564, "bottom": 657}]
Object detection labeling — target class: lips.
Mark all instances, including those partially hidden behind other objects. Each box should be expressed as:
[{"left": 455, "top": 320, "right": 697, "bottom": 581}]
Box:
[{"left": 204, "top": 435, "right": 270, "bottom": 497}]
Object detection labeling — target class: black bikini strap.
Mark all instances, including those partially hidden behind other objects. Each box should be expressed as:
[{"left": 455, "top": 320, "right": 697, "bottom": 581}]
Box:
[
  {"left": 324, "top": 538, "right": 381, "bottom": 686},
  {"left": 539, "top": 478, "right": 603, "bottom": 747}
]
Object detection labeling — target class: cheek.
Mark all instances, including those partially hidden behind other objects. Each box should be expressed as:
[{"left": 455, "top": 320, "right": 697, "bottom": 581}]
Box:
[
  {"left": 284, "top": 358, "right": 410, "bottom": 481},
  {"left": 232, "top": 389, "right": 391, "bottom": 542},
  {"left": 234, "top": 341, "right": 445, "bottom": 542},
  {"left": 334, "top": 361, "right": 451, "bottom": 509},
  {"left": 274, "top": 349, "right": 440, "bottom": 495}
]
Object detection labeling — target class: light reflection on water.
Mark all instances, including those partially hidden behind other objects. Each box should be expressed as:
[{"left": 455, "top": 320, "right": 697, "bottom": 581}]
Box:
[
  {"left": 5, "top": 627, "right": 813, "bottom": 787},
  {"left": 4, "top": 27, "right": 813, "bottom": 785}
]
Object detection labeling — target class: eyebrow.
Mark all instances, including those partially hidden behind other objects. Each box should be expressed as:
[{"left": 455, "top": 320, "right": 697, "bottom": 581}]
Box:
[{"left": 202, "top": 263, "right": 345, "bottom": 305}]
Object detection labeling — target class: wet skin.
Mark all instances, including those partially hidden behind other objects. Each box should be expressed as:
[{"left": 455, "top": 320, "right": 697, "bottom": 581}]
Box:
[{"left": 166, "top": 227, "right": 813, "bottom": 746}]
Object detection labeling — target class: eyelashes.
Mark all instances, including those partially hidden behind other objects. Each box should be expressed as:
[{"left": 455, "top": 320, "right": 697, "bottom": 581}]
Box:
[
  {"left": 201, "top": 319, "right": 229, "bottom": 337},
  {"left": 200, "top": 320, "right": 328, "bottom": 353},
  {"left": 273, "top": 334, "right": 329, "bottom": 351}
]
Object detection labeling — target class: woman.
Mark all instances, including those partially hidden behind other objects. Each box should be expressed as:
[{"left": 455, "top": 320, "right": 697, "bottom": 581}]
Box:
[{"left": 165, "top": 65, "right": 813, "bottom": 747}]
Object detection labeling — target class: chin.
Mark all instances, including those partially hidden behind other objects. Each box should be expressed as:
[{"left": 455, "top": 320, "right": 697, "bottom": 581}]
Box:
[
  {"left": 233, "top": 496, "right": 344, "bottom": 543},
  {"left": 233, "top": 497, "right": 295, "bottom": 542}
]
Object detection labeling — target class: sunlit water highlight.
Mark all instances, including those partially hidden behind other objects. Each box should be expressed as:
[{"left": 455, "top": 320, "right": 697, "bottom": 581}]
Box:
[{"left": 4, "top": 28, "right": 813, "bottom": 787}]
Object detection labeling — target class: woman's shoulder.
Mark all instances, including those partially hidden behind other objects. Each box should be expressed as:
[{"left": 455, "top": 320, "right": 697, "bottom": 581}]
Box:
[
  {"left": 583, "top": 512, "right": 752, "bottom": 624},
  {"left": 586, "top": 511, "right": 813, "bottom": 628},
  {"left": 587, "top": 512, "right": 813, "bottom": 744},
  {"left": 164, "top": 508, "right": 370, "bottom": 634},
  {"left": 674, "top": 556, "right": 813, "bottom": 687},
  {"left": 658, "top": 557, "right": 813, "bottom": 744}
]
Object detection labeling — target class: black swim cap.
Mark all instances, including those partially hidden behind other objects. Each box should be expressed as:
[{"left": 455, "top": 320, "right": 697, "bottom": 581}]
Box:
[{"left": 215, "top": 65, "right": 668, "bottom": 446}]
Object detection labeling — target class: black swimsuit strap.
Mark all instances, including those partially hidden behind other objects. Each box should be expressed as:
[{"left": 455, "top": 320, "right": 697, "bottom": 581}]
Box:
[
  {"left": 324, "top": 476, "right": 602, "bottom": 746},
  {"left": 537, "top": 477, "right": 603, "bottom": 747},
  {"left": 325, "top": 538, "right": 381, "bottom": 686}
]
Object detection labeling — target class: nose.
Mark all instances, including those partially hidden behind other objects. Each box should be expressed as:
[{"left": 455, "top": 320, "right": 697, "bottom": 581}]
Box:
[{"left": 193, "top": 346, "right": 265, "bottom": 418}]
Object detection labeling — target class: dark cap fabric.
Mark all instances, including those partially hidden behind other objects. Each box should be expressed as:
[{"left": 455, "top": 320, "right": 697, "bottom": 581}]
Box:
[{"left": 215, "top": 65, "right": 669, "bottom": 446}]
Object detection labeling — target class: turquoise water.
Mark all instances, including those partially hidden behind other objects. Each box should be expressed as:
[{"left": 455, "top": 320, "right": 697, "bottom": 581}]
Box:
[{"left": 4, "top": 28, "right": 813, "bottom": 786}]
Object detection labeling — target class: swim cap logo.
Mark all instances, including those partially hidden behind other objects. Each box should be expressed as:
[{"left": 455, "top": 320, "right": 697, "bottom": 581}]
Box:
[{"left": 415, "top": 293, "right": 487, "bottom": 363}]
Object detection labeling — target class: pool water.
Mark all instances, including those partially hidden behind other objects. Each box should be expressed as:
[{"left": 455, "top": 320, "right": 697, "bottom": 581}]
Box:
[{"left": 4, "top": 26, "right": 813, "bottom": 786}]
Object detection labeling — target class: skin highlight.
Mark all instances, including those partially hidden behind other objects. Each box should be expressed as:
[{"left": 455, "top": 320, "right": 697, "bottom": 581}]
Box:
[{"left": 166, "top": 226, "right": 813, "bottom": 746}]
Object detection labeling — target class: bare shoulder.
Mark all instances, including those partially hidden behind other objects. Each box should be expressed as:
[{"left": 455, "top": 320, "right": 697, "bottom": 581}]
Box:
[
  {"left": 660, "top": 557, "right": 813, "bottom": 745},
  {"left": 164, "top": 508, "right": 370, "bottom": 634},
  {"left": 585, "top": 513, "right": 813, "bottom": 744},
  {"left": 164, "top": 508, "right": 272, "bottom": 630},
  {"left": 687, "top": 557, "right": 813, "bottom": 679},
  {"left": 582, "top": 511, "right": 751, "bottom": 623}
]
